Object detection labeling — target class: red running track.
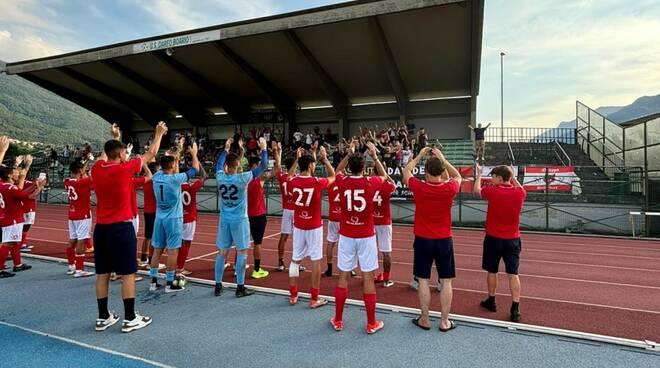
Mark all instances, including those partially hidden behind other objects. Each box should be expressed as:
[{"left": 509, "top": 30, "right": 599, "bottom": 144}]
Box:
[{"left": 21, "top": 204, "right": 660, "bottom": 342}]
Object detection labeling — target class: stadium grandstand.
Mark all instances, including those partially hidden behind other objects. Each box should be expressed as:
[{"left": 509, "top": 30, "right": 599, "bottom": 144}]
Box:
[{"left": 1, "top": 0, "right": 659, "bottom": 367}]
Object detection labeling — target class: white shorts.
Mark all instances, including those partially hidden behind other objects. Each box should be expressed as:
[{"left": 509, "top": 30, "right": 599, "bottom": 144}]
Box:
[
  {"left": 281, "top": 209, "right": 294, "bottom": 235},
  {"left": 2, "top": 223, "right": 24, "bottom": 243},
  {"left": 337, "top": 235, "right": 378, "bottom": 273},
  {"left": 375, "top": 224, "right": 392, "bottom": 252},
  {"left": 23, "top": 211, "right": 36, "bottom": 225},
  {"left": 327, "top": 221, "right": 340, "bottom": 243},
  {"left": 68, "top": 219, "right": 92, "bottom": 240},
  {"left": 131, "top": 215, "right": 140, "bottom": 236},
  {"left": 292, "top": 227, "right": 323, "bottom": 262},
  {"left": 182, "top": 221, "right": 196, "bottom": 241}
]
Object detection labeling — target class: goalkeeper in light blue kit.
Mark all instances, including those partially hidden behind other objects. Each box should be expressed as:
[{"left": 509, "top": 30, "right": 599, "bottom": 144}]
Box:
[
  {"left": 149, "top": 142, "right": 200, "bottom": 293},
  {"left": 214, "top": 136, "right": 268, "bottom": 297}
]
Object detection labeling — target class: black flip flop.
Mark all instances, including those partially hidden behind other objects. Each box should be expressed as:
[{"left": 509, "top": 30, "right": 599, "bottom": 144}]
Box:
[
  {"left": 439, "top": 320, "right": 457, "bottom": 332},
  {"left": 412, "top": 317, "right": 430, "bottom": 331}
]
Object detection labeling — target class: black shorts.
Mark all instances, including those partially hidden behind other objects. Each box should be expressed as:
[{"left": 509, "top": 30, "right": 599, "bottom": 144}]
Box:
[
  {"left": 413, "top": 236, "right": 455, "bottom": 279},
  {"left": 93, "top": 222, "right": 137, "bottom": 275},
  {"left": 249, "top": 215, "right": 267, "bottom": 245},
  {"left": 144, "top": 212, "right": 155, "bottom": 240},
  {"left": 482, "top": 235, "right": 522, "bottom": 275}
]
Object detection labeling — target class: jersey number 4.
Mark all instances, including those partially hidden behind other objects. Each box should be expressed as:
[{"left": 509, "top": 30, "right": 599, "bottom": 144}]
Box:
[{"left": 219, "top": 184, "right": 239, "bottom": 200}]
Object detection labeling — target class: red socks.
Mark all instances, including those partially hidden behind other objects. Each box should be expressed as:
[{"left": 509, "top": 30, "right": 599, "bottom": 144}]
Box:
[
  {"left": 334, "top": 287, "right": 348, "bottom": 322},
  {"left": 0, "top": 246, "right": 10, "bottom": 267},
  {"left": 289, "top": 285, "right": 298, "bottom": 298},
  {"left": 66, "top": 247, "right": 76, "bottom": 265},
  {"left": 177, "top": 244, "right": 191, "bottom": 270},
  {"left": 10, "top": 243, "right": 21, "bottom": 266},
  {"left": 311, "top": 287, "right": 320, "bottom": 301},
  {"left": 75, "top": 255, "right": 85, "bottom": 271},
  {"left": 364, "top": 293, "right": 377, "bottom": 325}
]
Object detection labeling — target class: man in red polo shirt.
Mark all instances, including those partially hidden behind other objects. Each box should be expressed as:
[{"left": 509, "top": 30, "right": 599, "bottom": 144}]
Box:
[
  {"left": 247, "top": 146, "right": 275, "bottom": 279},
  {"left": 90, "top": 122, "right": 165, "bottom": 333},
  {"left": 177, "top": 165, "right": 206, "bottom": 276},
  {"left": 403, "top": 147, "right": 461, "bottom": 332},
  {"left": 474, "top": 165, "right": 526, "bottom": 322}
]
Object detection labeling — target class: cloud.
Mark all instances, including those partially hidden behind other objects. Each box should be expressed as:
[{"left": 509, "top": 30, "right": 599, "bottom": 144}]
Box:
[{"left": 0, "top": 29, "right": 64, "bottom": 61}]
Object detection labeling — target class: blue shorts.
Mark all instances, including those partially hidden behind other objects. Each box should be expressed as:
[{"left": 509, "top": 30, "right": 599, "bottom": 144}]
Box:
[
  {"left": 216, "top": 219, "right": 250, "bottom": 250},
  {"left": 152, "top": 217, "right": 183, "bottom": 250}
]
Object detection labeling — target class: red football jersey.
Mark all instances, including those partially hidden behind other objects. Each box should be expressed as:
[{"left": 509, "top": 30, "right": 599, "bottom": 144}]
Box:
[
  {"left": 0, "top": 182, "right": 30, "bottom": 227},
  {"left": 408, "top": 177, "right": 459, "bottom": 239},
  {"left": 131, "top": 176, "right": 146, "bottom": 217},
  {"left": 277, "top": 172, "right": 295, "bottom": 210},
  {"left": 327, "top": 177, "right": 342, "bottom": 222},
  {"left": 182, "top": 179, "right": 204, "bottom": 223},
  {"left": 337, "top": 175, "right": 383, "bottom": 238},
  {"left": 373, "top": 179, "right": 396, "bottom": 226},
  {"left": 288, "top": 175, "right": 329, "bottom": 230},
  {"left": 91, "top": 158, "right": 142, "bottom": 224},
  {"left": 247, "top": 178, "right": 266, "bottom": 217},
  {"left": 64, "top": 177, "right": 93, "bottom": 221},
  {"left": 21, "top": 180, "right": 37, "bottom": 213},
  {"left": 481, "top": 184, "right": 526, "bottom": 239},
  {"left": 143, "top": 180, "right": 156, "bottom": 214}
]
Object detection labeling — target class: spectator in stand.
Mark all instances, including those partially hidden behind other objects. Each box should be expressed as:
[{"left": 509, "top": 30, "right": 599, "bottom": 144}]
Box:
[
  {"left": 62, "top": 145, "right": 70, "bottom": 163},
  {"left": 469, "top": 123, "right": 491, "bottom": 162},
  {"left": 304, "top": 132, "right": 313, "bottom": 150},
  {"left": 49, "top": 148, "right": 58, "bottom": 168},
  {"left": 293, "top": 128, "right": 303, "bottom": 148},
  {"left": 417, "top": 128, "right": 428, "bottom": 154},
  {"left": 402, "top": 144, "right": 412, "bottom": 167},
  {"left": 325, "top": 127, "right": 333, "bottom": 143}
]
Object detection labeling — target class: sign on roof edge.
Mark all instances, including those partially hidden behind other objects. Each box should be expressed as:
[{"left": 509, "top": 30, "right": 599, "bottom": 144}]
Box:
[{"left": 132, "top": 30, "right": 220, "bottom": 54}]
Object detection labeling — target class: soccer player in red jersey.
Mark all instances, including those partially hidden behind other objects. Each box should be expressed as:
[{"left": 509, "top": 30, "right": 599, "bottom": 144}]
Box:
[
  {"left": 324, "top": 173, "right": 341, "bottom": 277},
  {"left": 63, "top": 160, "right": 94, "bottom": 278},
  {"left": 287, "top": 146, "right": 335, "bottom": 308},
  {"left": 177, "top": 165, "right": 206, "bottom": 276},
  {"left": 403, "top": 147, "right": 461, "bottom": 332},
  {"left": 275, "top": 155, "right": 296, "bottom": 272},
  {"left": 90, "top": 122, "right": 165, "bottom": 333},
  {"left": 247, "top": 145, "right": 275, "bottom": 279},
  {"left": 16, "top": 155, "right": 36, "bottom": 253},
  {"left": 373, "top": 174, "right": 397, "bottom": 288},
  {"left": 474, "top": 165, "right": 526, "bottom": 322},
  {"left": 139, "top": 161, "right": 160, "bottom": 268},
  {"left": 331, "top": 141, "right": 387, "bottom": 334},
  {"left": 0, "top": 164, "right": 44, "bottom": 278}
]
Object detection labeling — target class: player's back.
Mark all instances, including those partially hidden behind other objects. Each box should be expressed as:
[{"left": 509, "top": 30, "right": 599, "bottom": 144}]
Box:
[
  {"left": 64, "top": 177, "right": 92, "bottom": 220},
  {"left": 337, "top": 176, "right": 382, "bottom": 238},
  {"left": 289, "top": 175, "right": 328, "bottom": 230},
  {"left": 217, "top": 171, "right": 253, "bottom": 223},
  {"left": 152, "top": 171, "right": 188, "bottom": 219}
]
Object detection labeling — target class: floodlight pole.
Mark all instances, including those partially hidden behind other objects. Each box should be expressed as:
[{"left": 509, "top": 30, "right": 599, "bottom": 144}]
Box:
[{"left": 500, "top": 52, "right": 505, "bottom": 142}]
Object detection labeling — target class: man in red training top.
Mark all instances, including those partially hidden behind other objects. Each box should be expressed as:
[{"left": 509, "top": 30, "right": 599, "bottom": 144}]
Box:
[
  {"left": 178, "top": 165, "right": 206, "bottom": 276},
  {"left": 474, "top": 165, "right": 526, "bottom": 322},
  {"left": 63, "top": 160, "right": 95, "bottom": 278},
  {"left": 403, "top": 147, "right": 461, "bottom": 332}
]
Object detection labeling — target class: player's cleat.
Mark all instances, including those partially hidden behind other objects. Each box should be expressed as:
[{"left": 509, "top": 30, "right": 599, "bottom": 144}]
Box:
[
  {"left": 224, "top": 262, "right": 231, "bottom": 270},
  {"left": 480, "top": 298, "right": 497, "bottom": 312},
  {"left": 300, "top": 265, "right": 307, "bottom": 272},
  {"left": 323, "top": 269, "right": 332, "bottom": 277},
  {"left": 350, "top": 270, "right": 356, "bottom": 277},
  {"left": 374, "top": 274, "right": 385, "bottom": 283},
  {"left": 366, "top": 320, "right": 385, "bottom": 334},
  {"left": 74, "top": 270, "right": 94, "bottom": 278},
  {"left": 214, "top": 283, "right": 223, "bottom": 297},
  {"left": 138, "top": 261, "right": 149, "bottom": 269},
  {"left": 67, "top": 265, "right": 76, "bottom": 275},
  {"left": 121, "top": 313, "right": 152, "bottom": 333},
  {"left": 235, "top": 285, "right": 254, "bottom": 298},
  {"left": 510, "top": 309, "right": 521, "bottom": 323},
  {"left": 149, "top": 282, "right": 162, "bottom": 292},
  {"left": 165, "top": 283, "right": 185, "bottom": 293},
  {"left": 410, "top": 277, "right": 419, "bottom": 290},
  {"left": 330, "top": 317, "right": 343, "bottom": 331},
  {"left": 12, "top": 264, "right": 32, "bottom": 272},
  {"left": 383, "top": 280, "right": 394, "bottom": 288},
  {"left": 95, "top": 313, "right": 119, "bottom": 332},
  {"left": 251, "top": 268, "right": 269, "bottom": 279},
  {"left": 173, "top": 276, "right": 188, "bottom": 288},
  {"left": 0, "top": 270, "right": 16, "bottom": 278},
  {"left": 276, "top": 260, "right": 286, "bottom": 272},
  {"left": 289, "top": 295, "right": 298, "bottom": 305},
  {"left": 309, "top": 298, "right": 328, "bottom": 309},
  {"left": 20, "top": 245, "right": 32, "bottom": 252}
]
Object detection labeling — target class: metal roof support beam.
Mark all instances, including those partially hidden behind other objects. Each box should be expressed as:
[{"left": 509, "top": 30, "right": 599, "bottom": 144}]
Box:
[
  {"left": 212, "top": 42, "right": 298, "bottom": 124},
  {"left": 151, "top": 52, "right": 250, "bottom": 124},
  {"left": 369, "top": 17, "right": 409, "bottom": 123},
  {"left": 58, "top": 67, "right": 166, "bottom": 126},
  {"left": 20, "top": 74, "right": 134, "bottom": 130},
  {"left": 102, "top": 60, "right": 208, "bottom": 126}
]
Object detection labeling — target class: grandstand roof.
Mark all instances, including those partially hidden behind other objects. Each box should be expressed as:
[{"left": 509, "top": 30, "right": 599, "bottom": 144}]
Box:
[{"left": 2, "top": 0, "right": 484, "bottom": 136}]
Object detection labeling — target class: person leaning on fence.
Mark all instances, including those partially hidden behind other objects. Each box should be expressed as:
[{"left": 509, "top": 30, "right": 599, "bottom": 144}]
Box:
[
  {"left": 473, "top": 165, "right": 526, "bottom": 322},
  {"left": 403, "top": 146, "right": 461, "bottom": 332},
  {"left": 469, "top": 123, "right": 491, "bottom": 162}
]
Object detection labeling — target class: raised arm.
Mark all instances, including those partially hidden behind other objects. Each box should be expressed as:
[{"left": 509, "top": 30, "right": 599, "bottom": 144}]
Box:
[
  {"left": 510, "top": 166, "right": 522, "bottom": 188},
  {"left": 288, "top": 148, "right": 304, "bottom": 178},
  {"left": 485, "top": 123, "right": 492, "bottom": 129},
  {"left": 432, "top": 148, "right": 462, "bottom": 186},
  {"left": 216, "top": 138, "right": 232, "bottom": 172},
  {"left": 0, "top": 136, "right": 9, "bottom": 164},
  {"left": 402, "top": 147, "right": 430, "bottom": 186},
  {"left": 273, "top": 142, "right": 282, "bottom": 176},
  {"left": 142, "top": 122, "right": 168, "bottom": 164},
  {"left": 473, "top": 164, "right": 483, "bottom": 195},
  {"left": 366, "top": 142, "right": 387, "bottom": 181},
  {"left": 250, "top": 138, "right": 269, "bottom": 178},
  {"left": 336, "top": 138, "right": 357, "bottom": 174},
  {"left": 142, "top": 162, "right": 153, "bottom": 183},
  {"left": 319, "top": 146, "right": 336, "bottom": 185}
]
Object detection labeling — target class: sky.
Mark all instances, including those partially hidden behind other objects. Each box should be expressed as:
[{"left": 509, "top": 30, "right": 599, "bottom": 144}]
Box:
[{"left": 1, "top": 0, "right": 659, "bottom": 128}]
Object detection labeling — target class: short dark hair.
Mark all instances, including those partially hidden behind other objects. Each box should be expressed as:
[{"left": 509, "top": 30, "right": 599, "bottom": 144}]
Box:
[
  {"left": 69, "top": 161, "right": 84, "bottom": 175},
  {"left": 425, "top": 157, "right": 445, "bottom": 177},
  {"left": 160, "top": 155, "right": 176, "bottom": 170},
  {"left": 284, "top": 157, "right": 295, "bottom": 170},
  {"left": 0, "top": 166, "right": 11, "bottom": 181},
  {"left": 225, "top": 153, "right": 239, "bottom": 168},
  {"left": 248, "top": 156, "right": 261, "bottom": 168},
  {"left": 104, "top": 139, "right": 126, "bottom": 160},
  {"left": 347, "top": 154, "right": 365, "bottom": 174},
  {"left": 298, "top": 155, "right": 314, "bottom": 172},
  {"left": 490, "top": 165, "right": 513, "bottom": 181},
  {"left": 147, "top": 161, "right": 160, "bottom": 174}
]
